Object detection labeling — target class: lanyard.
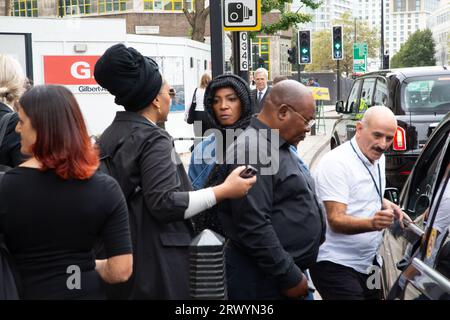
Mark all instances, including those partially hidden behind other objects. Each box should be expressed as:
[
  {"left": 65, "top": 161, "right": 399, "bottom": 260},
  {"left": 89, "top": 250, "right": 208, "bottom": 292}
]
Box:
[{"left": 350, "top": 141, "right": 383, "bottom": 205}]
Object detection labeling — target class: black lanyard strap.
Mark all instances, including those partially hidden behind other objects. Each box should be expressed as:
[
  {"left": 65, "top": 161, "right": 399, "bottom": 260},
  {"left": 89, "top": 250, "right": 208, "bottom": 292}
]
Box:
[{"left": 350, "top": 141, "right": 383, "bottom": 205}]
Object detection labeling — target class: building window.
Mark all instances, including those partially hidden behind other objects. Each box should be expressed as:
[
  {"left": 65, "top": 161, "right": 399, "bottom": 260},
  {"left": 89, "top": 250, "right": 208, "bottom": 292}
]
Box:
[
  {"left": 59, "top": 0, "right": 91, "bottom": 16},
  {"left": 12, "top": 0, "right": 38, "bottom": 17},
  {"left": 144, "top": 0, "right": 191, "bottom": 11},
  {"left": 98, "top": 0, "right": 127, "bottom": 13}
]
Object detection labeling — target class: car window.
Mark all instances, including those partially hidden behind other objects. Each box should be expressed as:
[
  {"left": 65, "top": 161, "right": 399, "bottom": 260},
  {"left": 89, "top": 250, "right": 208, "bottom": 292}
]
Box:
[
  {"left": 346, "top": 79, "right": 362, "bottom": 112},
  {"left": 355, "top": 78, "right": 376, "bottom": 119},
  {"left": 423, "top": 147, "right": 450, "bottom": 269},
  {"left": 402, "top": 76, "right": 450, "bottom": 113},
  {"left": 405, "top": 133, "right": 449, "bottom": 219},
  {"left": 374, "top": 77, "right": 388, "bottom": 107}
]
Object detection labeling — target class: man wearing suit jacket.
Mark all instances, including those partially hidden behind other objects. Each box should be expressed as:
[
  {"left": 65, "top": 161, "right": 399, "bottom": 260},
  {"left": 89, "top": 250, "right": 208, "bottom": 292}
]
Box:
[{"left": 251, "top": 68, "right": 271, "bottom": 114}]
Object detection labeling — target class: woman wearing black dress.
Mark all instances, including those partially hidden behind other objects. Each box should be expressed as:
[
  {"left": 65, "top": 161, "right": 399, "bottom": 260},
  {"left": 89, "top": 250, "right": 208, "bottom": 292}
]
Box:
[{"left": 0, "top": 85, "right": 133, "bottom": 299}]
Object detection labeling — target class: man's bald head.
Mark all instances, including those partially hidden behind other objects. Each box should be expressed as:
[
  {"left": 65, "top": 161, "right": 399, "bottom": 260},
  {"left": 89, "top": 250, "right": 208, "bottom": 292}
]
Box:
[
  {"left": 258, "top": 80, "right": 316, "bottom": 146},
  {"left": 356, "top": 106, "right": 398, "bottom": 162},
  {"left": 361, "top": 105, "right": 397, "bottom": 129},
  {"left": 262, "top": 80, "right": 313, "bottom": 113}
]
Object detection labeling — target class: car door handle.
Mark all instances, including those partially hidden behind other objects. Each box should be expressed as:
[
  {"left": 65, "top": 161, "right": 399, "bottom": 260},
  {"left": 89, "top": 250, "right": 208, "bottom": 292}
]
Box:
[{"left": 402, "top": 219, "right": 424, "bottom": 244}]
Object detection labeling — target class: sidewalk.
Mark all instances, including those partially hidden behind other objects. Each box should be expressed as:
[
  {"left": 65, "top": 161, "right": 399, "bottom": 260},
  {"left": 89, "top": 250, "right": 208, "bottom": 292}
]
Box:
[{"left": 296, "top": 104, "right": 339, "bottom": 168}]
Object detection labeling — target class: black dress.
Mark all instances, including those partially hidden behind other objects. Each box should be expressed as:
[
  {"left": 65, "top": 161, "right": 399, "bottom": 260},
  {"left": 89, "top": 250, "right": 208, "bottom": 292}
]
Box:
[
  {"left": 99, "top": 111, "right": 195, "bottom": 299},
  {"left": 0, "top": 168, "right": 132, "bottom": 299}
]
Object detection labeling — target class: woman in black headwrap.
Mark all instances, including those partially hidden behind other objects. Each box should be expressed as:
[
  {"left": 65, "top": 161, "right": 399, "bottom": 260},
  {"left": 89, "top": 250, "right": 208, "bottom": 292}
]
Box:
[
  {"left": 188, "top": 74, "right": 253, "bottom": 235},
  {"left": 94, "top": 44, "right": 256, "bottom": 299}
]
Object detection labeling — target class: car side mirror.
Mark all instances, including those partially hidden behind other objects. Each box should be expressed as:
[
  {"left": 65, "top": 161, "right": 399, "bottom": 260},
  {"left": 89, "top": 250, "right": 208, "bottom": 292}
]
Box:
[
  {"left": 335, "top": 101, "right": 344, "bottom": 113},
  {"left": 385, "top": 187, "right": 399, "bottom": 205}
]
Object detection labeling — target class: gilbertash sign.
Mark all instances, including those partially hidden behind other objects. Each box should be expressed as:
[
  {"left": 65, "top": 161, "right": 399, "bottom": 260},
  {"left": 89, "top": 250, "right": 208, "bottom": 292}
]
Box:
[{"left": 43, "top": 55, "right": 108, "bottom": 94}]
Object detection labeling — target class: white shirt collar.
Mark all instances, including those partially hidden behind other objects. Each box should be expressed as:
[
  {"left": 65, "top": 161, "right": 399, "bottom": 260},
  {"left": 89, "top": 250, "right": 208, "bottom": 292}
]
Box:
[{"left": 258, "top": 86, "right": 267, "bottom": 97}]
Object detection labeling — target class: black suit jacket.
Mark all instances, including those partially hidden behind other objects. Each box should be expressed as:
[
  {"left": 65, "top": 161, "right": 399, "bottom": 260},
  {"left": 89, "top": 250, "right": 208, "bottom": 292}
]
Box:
[
  {"left": 0, "top": 103, "right": 24, "bottom": 167},
  {"left": 251, "top": 86, "right": 271, "bottom": 114}
]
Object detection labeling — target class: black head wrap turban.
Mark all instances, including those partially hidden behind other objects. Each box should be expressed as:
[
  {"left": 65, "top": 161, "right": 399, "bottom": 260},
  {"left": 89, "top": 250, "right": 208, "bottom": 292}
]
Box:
[{"left": 94, "top": 43, "right": 162, "bottom": 112}]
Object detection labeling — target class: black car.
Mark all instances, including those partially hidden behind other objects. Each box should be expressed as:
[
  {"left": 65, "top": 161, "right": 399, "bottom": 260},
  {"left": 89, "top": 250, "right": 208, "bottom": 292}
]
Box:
[
  {"left": 332, "top": 66, "right": 450, "bottom": 190},
  {"left": 380, "top": 113, "right": 450, "bottom": 300}
]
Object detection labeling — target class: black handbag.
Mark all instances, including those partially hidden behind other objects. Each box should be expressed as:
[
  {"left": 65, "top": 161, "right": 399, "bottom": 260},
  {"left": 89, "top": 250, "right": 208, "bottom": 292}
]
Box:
[{"left": 186, "top": 88, "right": 198, "bottom": 124}]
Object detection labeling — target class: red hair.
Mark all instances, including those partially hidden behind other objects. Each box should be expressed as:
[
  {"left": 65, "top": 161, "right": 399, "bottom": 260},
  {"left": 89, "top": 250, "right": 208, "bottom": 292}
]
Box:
[{"left": 18, "top": 85, "right": 99, "bottom": 180}]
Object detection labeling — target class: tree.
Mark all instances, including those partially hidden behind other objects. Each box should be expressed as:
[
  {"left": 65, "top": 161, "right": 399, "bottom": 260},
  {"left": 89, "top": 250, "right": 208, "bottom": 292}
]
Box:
[
  {"left": 183, "top": 0, "right": 320, "bottom": 43},
  {"left": 258, "top": 0, "right": 320, "bottom": 35},
  {"left": 183, "top": 0, "right": 210, "bottom": 42},
  {"left": 5, "top": 0, "right": 12, "bottom": 16},
  {"left": 305, "top": 12, "right": 379, "bottom": 75},
  {"left": 390, "top": 29, "right": 436, "bottom": 68}
]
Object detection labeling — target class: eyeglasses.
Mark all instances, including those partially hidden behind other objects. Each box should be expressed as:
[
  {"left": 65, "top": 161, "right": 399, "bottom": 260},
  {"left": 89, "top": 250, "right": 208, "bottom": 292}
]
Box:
[
  {"left": 159, "top": 88, "right": 176, "bottom": 97},
  {"left": 284, "top": 104, "right": 315, "bottom": 128}
]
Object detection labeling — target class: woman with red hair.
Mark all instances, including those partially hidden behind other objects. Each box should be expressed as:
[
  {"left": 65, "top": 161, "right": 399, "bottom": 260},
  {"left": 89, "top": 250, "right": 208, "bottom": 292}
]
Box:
[{"left": 0, "top": 85, "right": 133, "bottom": 299}]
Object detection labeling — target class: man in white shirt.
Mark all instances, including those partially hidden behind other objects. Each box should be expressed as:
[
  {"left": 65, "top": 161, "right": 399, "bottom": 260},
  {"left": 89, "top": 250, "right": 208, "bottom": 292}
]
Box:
[
  {"left": 311, "top": 105, "right": 407, "bottom": 300},
  {"left": 251, "top": 68, "right": 271, "bottom": 114}
]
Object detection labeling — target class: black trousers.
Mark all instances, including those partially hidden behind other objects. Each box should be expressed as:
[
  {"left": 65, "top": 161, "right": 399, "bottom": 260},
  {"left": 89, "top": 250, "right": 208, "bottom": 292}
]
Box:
[{"left": 310, "top": 260, "right": 381, "bottom": 300}]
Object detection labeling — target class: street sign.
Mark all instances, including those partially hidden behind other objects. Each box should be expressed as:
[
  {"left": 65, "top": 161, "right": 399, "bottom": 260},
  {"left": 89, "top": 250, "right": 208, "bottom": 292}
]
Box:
[
  {"left": 223, "top": 0, "right": 261, "bottom": 31},
  {"left": 353, "top": 43, "right": 368, "bottom": 73},
  {"left": 239, "top": 32, "right": 249, "bottom": 71},
  {"left": 309, "top": 87, "right": 330, "bottom": 101}
]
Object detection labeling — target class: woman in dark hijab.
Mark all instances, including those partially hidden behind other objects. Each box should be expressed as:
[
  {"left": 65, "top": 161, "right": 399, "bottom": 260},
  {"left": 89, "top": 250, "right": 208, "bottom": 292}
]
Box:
[
  {"left": 188, "top": 74, "right": 253, "bottom": 234},
  {"left": 94, "top": 44, "right": 256, "bottom": 299}
]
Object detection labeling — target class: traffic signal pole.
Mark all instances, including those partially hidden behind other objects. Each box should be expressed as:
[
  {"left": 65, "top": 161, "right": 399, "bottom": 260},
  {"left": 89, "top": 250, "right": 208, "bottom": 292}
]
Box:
[
  {"left": 336, "top": 59, "right": 341, "bottom": 102},
  {"left": 210, "top": 0, "right": 224, "bottom": 78}
]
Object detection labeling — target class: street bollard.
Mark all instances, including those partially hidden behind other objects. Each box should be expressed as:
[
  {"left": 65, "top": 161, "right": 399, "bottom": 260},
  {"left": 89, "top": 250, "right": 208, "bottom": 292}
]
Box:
[{"left": 189, "top": 229, "right": 226, "bottom": 300}]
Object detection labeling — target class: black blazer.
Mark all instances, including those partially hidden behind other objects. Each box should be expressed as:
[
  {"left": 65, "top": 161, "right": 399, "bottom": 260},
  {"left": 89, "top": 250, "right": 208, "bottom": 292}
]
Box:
[
  {"left": 0, "top": 103, "right": 23, "bottom": 167},
  {"left": 251, "top": 86, "right": 271, "bottom": 114},
  {"left": 99, "top": 111, "right": 194, "bottom": 299}
]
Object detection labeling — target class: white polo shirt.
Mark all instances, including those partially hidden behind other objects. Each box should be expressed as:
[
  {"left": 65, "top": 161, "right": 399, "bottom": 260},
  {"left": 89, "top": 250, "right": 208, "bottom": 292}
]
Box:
[{"left": 313, "top": 137, "right": 385, "bottom": 274}]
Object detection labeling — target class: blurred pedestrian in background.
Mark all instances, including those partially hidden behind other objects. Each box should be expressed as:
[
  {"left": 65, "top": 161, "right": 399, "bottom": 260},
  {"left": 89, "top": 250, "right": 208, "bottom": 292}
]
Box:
[
  {"left": 185, "top": 72, "right": 213, "bottom": 138},
  {"left": 0, "top": 54, "right": 26, "bottom": 167}
]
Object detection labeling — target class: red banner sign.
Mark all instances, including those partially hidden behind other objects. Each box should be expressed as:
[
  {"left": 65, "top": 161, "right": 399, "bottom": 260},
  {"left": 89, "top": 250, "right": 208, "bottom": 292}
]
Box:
[{"left": 44, "top": 56, "right": 100, "bottom": 85}]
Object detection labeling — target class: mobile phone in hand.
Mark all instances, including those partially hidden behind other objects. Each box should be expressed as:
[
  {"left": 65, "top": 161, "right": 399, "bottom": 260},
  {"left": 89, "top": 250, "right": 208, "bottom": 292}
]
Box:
[{"left": 239, "top": 165, "right": 258, "bottom": 179}]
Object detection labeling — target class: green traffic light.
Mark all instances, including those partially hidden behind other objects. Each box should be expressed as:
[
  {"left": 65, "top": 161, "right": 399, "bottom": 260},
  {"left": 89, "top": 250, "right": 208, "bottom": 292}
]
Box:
[
  {"left": 302, "top": 48, "right": 308, "bottom": 54},
  {"left": 335, "top": 43, "right": 341, "bottom": 49}
]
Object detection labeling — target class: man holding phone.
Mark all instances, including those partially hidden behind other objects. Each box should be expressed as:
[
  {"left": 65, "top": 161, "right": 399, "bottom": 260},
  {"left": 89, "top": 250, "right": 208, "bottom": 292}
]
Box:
[{"left": 218, "top": 80, "right": 325, "bottom": 299}]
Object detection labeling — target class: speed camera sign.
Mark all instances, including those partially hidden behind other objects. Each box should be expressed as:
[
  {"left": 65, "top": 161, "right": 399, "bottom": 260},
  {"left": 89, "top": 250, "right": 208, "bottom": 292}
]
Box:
[{"left": 223, "top": 0, "right": 261, "bottom": 31}]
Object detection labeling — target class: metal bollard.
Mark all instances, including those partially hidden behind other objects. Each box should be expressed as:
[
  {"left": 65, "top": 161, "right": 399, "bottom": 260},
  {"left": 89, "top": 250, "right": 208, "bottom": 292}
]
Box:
[{"left": 189, "top": 229, "right": 226, "bottom": 300}]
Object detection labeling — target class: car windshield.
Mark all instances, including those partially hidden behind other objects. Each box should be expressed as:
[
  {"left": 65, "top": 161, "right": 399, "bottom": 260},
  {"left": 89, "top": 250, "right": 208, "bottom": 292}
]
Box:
[{"left": 402, "top": 76, "right": 450, "bottom": 113}]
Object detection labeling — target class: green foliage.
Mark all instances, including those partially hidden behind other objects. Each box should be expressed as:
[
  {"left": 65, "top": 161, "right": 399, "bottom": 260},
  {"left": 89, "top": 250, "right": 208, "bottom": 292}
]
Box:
[
  {"left": 258, "top": 0, "right": 320, "bottom": 35},
  {"left": 390, "top": 29, "right": 436, "bottom": 68},
  {"left": 305, "top": 12, "right": 379, "bottom": 75}
]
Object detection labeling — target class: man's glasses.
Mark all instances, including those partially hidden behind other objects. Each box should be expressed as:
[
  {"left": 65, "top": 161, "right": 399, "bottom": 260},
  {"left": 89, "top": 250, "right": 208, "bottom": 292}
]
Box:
[{"left": 284, "top": 104, "right": 315, "bottom": 128}]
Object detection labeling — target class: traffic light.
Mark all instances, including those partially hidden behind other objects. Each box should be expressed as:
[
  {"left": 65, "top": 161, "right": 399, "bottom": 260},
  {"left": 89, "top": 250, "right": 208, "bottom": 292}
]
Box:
[
  {"left": 287, "top": 47, "right": 297, "bottom": 64},
  {"left": 383, "top": 54, "right": 390, "bottom": 69},
  {"left": 298, "top": 30, "right": 311, "bottom": 64},
  {"left": 332, "top": 25, "right": 343, "bottom": 60},
  {"left": 257, "top": 56, "right": 265, "bottom": 68}
]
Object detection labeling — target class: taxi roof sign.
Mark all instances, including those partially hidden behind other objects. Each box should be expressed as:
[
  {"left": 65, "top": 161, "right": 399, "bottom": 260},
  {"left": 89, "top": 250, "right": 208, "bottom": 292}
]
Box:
[{"left": 223, "top": 0, "right": 261, "bottom": 31}]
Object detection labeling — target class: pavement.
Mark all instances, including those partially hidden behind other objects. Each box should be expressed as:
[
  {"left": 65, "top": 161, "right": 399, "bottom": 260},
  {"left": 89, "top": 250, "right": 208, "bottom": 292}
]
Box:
[{"left": 296, "top": 104, "right": 340, "bottom": 169}]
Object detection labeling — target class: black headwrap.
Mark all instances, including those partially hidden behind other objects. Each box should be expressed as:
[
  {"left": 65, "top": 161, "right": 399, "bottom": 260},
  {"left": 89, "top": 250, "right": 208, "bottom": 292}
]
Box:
[
  {"left": 94, "top": 43, "right": 162, "bottom": 112},
  {"left": 203, "top": 74, "right": 252, "bottom": 132}
]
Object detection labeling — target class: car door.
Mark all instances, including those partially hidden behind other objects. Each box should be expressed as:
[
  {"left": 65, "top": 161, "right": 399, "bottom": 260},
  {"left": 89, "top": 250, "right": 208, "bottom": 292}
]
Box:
[
  {"left": 381, "top": 122, "right": 450, "bottom": 299},
  {"left": 389, "top": 148, "right": 450, "bottom": 300}
]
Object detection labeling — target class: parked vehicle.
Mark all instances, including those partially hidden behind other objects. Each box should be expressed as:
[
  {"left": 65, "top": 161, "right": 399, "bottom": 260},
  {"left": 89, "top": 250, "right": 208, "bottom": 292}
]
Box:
[
  {"left": 380, "top": 113, "right": 450, "bottom": 300},
  {"left": 332, "top": 66, "right": 450, "bottom": 190}
]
